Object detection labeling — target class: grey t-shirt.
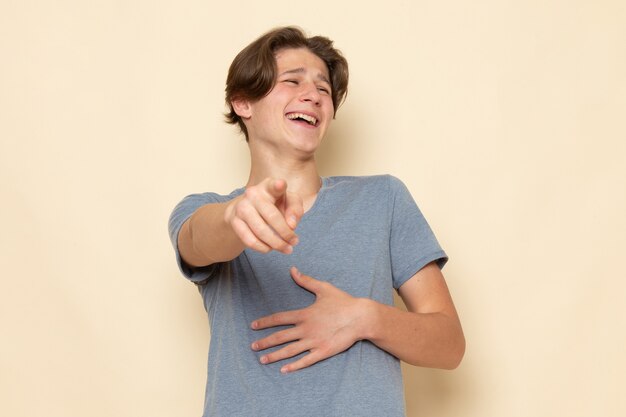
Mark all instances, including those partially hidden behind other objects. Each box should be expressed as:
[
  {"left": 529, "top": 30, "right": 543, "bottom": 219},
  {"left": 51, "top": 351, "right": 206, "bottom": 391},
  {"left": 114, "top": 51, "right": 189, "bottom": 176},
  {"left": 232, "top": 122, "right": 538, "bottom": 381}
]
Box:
[{"left": 168, "top": 175, "right": 447, "bottom": 417}]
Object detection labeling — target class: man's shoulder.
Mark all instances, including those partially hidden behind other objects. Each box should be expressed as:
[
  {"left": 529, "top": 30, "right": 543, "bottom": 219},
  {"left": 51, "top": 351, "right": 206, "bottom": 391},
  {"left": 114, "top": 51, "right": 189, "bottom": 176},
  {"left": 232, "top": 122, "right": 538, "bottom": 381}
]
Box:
[
  {"left": 324, "top": 174, "right": 411, "bottom": 198},
  {"left": 178, "top": 186, "right": 245, "bottom": 205},
  {"left": 325, "top": 174, "right": 397, "bottom": 188}
]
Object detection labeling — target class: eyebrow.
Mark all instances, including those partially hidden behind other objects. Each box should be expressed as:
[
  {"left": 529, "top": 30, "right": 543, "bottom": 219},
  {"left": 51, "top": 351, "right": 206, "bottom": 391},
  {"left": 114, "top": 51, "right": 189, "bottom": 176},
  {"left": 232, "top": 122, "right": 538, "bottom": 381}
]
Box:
[{"left": 279, "top": 68, "right": 331, "bottom": 86}]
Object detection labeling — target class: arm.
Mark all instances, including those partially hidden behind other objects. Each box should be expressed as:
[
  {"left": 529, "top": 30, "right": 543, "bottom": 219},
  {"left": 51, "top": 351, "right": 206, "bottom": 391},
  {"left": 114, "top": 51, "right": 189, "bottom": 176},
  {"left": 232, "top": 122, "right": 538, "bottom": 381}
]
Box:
[
  {"left": 178, "top": 178, "right": 303, "bottom": 267},
  {"left": 364, "top": 262, "right": 465, "bottom": 369},
  {"left": 178, "top": 199, "right": 245, "bottom": 267},
  {"left": 251, "top": 263, "right": 465, "bottom": 372}
]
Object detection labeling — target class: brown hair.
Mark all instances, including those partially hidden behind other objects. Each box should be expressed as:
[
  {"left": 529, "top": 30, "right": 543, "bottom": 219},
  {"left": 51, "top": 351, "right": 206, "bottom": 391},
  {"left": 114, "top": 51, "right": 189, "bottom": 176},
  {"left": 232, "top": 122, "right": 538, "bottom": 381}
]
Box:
[{"left": 225, "top": 26, "right": 349, "bottom": 141}]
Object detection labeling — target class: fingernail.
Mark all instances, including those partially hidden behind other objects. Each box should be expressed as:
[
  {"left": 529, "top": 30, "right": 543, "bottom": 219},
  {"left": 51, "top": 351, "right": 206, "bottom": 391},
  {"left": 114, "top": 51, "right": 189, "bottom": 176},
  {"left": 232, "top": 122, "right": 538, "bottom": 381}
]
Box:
[
  {"left": 251, "top": 342, "right": 258, "bottom": 350},
  {"left": 260, "top": 356, "right": 268, "bottom": 364},
  {"left": 290, "top": 236, "right": 299, "bottom": 246},
  {"left": 289, "top": 216, "right": 297, "bottom": 228},
  {"left": 284, "top": 245, "right": 293, "bottom": 254},
  {"left": 280, "top": 366, "right": 289, "bottom": 374},
  {"left": 251, "top": 321, "right": 258, "bottom": 329}
]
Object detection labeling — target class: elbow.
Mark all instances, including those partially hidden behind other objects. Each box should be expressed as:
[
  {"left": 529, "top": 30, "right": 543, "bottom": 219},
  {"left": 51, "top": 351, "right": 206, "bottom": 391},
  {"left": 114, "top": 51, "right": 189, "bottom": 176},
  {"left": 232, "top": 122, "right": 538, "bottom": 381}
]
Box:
[
  {"left": 442, "top": 315, "right": 466, "bottom": 370},
  {"left": 404, "top": 333, "right": 465, "bottom": 370},
  {"left": 445, "top": 337, "right": 465, "bottom": 370},
  {"left": 441, "top": 331, "right": 466, "bottom": 370}
]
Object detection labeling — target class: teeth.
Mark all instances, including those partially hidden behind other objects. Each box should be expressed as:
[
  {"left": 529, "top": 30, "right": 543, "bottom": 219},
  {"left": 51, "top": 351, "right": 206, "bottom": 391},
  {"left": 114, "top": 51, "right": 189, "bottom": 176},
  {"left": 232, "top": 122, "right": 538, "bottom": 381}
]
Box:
[{"left": 287, "top": 112, "right": 317, "bottom": 126}]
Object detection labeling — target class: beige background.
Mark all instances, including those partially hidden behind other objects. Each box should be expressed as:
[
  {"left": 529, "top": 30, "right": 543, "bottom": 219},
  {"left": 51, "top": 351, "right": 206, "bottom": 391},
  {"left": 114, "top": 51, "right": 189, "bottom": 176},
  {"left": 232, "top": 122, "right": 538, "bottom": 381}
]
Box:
[{"left": 2, "top": 1, "right": 625, "bottom": 416}]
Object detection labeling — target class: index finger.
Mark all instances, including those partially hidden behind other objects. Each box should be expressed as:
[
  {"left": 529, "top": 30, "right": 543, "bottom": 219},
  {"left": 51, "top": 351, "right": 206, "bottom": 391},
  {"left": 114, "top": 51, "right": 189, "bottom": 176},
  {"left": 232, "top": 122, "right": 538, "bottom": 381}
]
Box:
[
  {"left": 264, "top": 178, "right": 288, "bottom": 200},
  {"left": 251, "top": 309, "right": 304, "bottom": 330}
]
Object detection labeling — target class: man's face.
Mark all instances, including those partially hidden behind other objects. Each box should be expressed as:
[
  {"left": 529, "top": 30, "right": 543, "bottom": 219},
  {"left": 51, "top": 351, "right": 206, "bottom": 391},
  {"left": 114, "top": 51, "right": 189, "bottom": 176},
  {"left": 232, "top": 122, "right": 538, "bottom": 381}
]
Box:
[{"left": 240, "top": 47, "right": 334, "bottom": 155}]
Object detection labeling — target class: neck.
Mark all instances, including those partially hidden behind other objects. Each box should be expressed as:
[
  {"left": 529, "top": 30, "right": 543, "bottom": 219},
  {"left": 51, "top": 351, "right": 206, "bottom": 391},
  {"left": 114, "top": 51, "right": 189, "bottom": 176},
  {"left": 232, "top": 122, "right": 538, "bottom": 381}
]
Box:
[{"left": 247, "top": 144, "right": 322, "bottom": 210}]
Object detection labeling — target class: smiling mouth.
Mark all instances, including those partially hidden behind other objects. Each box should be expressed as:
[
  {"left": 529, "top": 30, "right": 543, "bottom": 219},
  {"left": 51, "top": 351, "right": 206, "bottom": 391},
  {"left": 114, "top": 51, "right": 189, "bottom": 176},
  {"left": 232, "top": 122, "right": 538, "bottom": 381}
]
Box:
[{"left": 286, "top": 112, "right": 318, "bottom": 126}]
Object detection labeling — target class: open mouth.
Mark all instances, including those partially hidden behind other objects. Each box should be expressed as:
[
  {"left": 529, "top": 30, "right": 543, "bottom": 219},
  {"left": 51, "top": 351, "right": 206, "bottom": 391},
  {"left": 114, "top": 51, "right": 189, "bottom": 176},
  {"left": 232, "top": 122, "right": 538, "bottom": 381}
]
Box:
[{"left": 286, "top": 112, "right": 318, "bottom": 127}]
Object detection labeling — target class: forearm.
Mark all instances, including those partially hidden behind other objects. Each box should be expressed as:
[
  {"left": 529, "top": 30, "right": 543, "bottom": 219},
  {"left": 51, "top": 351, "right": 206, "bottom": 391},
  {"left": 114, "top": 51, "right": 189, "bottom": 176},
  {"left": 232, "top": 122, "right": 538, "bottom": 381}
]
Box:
[
  {"left": 362, "top": 299, "right": 465, "bottom": 370},
  {"left": 178, "top": 199, "right": 245, "bottom": 267},
  {"left": 250, "top": 267, "right": 465, "bottom": 373}
]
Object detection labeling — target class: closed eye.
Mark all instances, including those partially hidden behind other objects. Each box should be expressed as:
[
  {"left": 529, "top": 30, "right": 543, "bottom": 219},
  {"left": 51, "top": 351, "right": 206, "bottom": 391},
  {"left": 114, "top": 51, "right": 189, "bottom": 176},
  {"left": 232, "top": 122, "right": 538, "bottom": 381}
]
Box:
[{"left": 284, "top": 79, "right": 299, "bottom": 85}]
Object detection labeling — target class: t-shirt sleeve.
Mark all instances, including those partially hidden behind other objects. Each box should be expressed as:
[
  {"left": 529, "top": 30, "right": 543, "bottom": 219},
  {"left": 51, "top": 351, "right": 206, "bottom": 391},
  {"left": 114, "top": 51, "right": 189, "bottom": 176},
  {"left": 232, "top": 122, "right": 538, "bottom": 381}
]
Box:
[
  {"left": 387, "top": 176, "right": 448, "bottom": 289},
  {"left": 167, "top": 192, "right": 229, "bottom": 283}
]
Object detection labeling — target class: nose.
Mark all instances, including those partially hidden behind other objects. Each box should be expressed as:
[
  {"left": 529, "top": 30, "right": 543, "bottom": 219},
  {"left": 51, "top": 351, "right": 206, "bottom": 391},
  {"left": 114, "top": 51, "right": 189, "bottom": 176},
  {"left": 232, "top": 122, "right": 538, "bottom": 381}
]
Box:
[{"left": 299, "top": 82, "right": 321, "bottom": 106}]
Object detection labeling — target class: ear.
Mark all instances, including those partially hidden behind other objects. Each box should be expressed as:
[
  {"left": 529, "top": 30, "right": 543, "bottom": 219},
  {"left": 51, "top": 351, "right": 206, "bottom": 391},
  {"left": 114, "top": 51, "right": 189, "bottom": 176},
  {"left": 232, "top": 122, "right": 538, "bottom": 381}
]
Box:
[{"left": 231, "top": 98, "right": 252, "bottom": 119}]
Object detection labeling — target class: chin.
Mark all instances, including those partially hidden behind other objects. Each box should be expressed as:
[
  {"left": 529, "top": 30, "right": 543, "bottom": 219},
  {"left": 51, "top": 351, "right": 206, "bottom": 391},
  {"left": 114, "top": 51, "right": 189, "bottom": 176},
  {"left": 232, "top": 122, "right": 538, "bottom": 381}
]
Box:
[
  {"left": 297, "top": 142, "right": 323, "bottom": 155},
  {"left": 288, "top": 135, "right": 322, "bottom": 154}
]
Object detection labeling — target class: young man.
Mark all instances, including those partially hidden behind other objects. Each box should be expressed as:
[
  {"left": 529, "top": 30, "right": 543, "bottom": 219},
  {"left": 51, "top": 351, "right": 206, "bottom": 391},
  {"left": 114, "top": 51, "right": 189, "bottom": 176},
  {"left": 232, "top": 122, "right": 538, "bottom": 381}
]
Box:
[{"left": 168, "top": 26, "right": 464, "bottom": 417}]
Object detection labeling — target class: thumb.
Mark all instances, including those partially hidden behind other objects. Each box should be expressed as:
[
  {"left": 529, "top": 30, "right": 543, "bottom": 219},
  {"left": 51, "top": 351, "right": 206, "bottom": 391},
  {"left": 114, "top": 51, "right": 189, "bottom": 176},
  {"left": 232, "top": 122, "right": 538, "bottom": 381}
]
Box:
[
  {"left": 290, "top": 267, "right": 323, "bottom": 294},
  {"left": 284, "top": 191, "right": 304, "bottom": 230}
]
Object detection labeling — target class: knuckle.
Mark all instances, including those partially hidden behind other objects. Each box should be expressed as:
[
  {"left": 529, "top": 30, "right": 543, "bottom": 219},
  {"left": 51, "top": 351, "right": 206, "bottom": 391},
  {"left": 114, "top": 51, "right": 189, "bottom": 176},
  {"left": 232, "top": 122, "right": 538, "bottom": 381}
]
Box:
[
  {"left": 273, "top": 241, "right": 289, "bottom": 253},
  {"left": 274, "top": 311, "right": 292, "bottom": 325},
  {"left": 290, "top": 204, "right": 304, "bottom": 217},
  {"left": 261, "top": 222, "right": 278, "bottom": 237},
  {"left": 240, "top": 235, "right": 256, "bottom": 248},
  {"left": 269, "top": 331, "right": 284, "bottom": 342},
  {"left": 265, "top": 314, "right": 277, "bottom": 326},
  {"left": 253, "top": 225, "right": 274, "bottom": 243},
  {"left": 257, "top": 245, "right": 271, "bottom": 254},
  {"left": 268, "top": 350, "right": 283, "bottom": 362},
  {"left": 230, "top": 217, "right": 243, "bottom": 231},
  {"left": 271, "top": 313, "right": 284, "bottom": 324},
  {"left": 271, "top": 350, "right": 285, "bottom": 362},
  {"left": 296, "top": 310, "right": 309, "bottom": 321},
  {"left": 244, "top": 187, "right": 257, "bottom": 199},
  {"left": 300, "top": 356, "right": 315, "bottom": 368},
  {"left": 318, "top": 343, "right": 332, "bottom": 356},
  {"left": 234, "top": 202, "right": 250, "bottom": 218},
  {"left": 285, "top": 344, "right": 300, "bottom": 357},
  {"left": 266, "top": 211, "right": 283, "bottom": 225}
]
